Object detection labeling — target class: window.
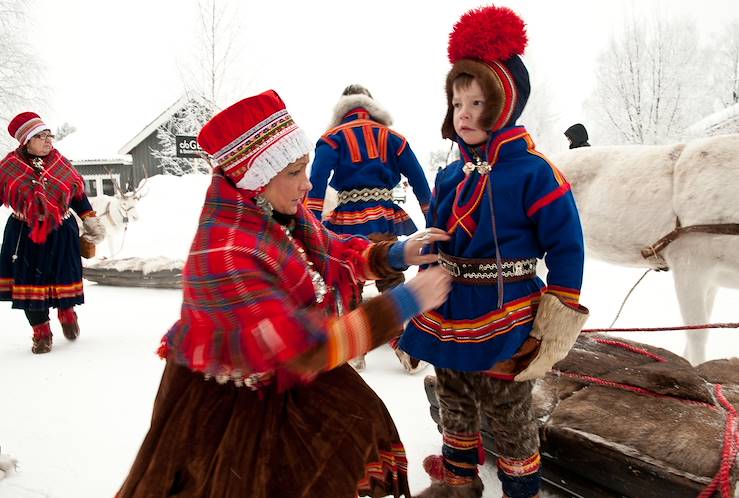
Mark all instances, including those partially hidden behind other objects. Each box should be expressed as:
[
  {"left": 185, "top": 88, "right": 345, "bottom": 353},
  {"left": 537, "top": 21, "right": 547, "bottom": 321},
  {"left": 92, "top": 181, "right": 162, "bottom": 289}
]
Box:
[
  {"left": 81, "top": 173, "right": 122, "bottom": 198},
  {"left": 102, "top": 179, "right": 116, "bottom": 196},
  {"left": 84, "top": 179, "right": 98, "bottom": 197}
]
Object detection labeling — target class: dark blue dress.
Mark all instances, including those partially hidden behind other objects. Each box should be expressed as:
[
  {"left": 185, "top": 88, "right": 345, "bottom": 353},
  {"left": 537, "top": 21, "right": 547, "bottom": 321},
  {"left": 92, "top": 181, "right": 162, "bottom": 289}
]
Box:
[{"left": 1, "top": 190, "right": 92, "bottom": 310}]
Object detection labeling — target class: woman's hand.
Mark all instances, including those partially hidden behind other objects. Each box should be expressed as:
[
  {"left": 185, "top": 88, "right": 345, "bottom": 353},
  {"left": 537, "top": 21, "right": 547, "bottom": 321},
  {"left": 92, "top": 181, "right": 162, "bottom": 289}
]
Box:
[
  {"left": 404, "top": 266, "right": 452, "bottom": 312},
  {"left": 404, "top": 228, "right": 450, "bottom": 266},
  {"left": 81, "top": 216, "right": 106, "bottom": 244}
]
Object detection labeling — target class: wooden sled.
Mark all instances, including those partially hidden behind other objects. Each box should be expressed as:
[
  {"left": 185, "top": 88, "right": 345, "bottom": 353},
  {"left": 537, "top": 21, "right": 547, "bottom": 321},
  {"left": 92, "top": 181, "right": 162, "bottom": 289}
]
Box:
[
  {"left": 424, "top": 334, "right": 739, "bottom": 497},
  {"left": 83, "top": 257, "right": 183, "bottom": 289}
]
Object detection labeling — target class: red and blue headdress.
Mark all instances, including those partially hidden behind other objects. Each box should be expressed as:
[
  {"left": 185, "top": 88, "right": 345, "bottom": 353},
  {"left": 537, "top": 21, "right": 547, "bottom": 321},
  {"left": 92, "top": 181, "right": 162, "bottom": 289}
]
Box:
[{"left": 197, "top": 90, "right": 311, "bottom": 191}]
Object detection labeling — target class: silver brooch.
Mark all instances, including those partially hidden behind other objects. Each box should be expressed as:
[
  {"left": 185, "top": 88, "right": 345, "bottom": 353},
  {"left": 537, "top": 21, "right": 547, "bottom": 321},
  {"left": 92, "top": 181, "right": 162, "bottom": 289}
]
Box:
[
  {"left": 32, "top": 157, "right": 44, "bottom": 173},
  {"left": 462, "top": 160, "right": 492, "bottom": 176}
]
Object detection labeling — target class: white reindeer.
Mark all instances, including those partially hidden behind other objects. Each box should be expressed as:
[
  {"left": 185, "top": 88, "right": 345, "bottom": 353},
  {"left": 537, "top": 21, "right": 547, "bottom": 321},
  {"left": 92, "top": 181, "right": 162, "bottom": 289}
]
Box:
[
  {"left": 554, "top": 134, "right": 739, "bottom": 365},
  {"left": 89, "top": 172, "right": 148, "bottom": 258}
]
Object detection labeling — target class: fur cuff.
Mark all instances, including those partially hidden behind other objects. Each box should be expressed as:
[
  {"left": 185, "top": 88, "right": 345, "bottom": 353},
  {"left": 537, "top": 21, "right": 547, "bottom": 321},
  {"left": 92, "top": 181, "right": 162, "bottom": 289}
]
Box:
[{"left": 514, "top": 293, "right": 588, "bottom": 381}]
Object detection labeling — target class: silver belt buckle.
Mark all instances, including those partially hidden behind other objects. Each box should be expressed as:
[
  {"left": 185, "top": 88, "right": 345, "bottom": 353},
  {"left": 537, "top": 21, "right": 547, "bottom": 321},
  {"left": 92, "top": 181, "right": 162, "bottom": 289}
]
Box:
[{"left": 439, "top": 257, "right": 461, "bottom": 277}]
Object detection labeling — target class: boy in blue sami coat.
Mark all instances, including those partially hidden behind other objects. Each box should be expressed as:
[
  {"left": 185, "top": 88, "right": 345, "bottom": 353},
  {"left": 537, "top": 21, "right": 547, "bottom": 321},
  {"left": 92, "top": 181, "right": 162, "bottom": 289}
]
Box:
[{"left": 399, "top": 6, "right": 589, "bottom": 498}]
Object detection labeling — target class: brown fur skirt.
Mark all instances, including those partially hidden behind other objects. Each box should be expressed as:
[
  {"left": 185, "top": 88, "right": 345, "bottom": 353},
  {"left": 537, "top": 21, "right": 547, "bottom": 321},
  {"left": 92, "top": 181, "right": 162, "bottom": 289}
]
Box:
[{"left": 117, "top": 361, "right": 410, "bottom": 498}]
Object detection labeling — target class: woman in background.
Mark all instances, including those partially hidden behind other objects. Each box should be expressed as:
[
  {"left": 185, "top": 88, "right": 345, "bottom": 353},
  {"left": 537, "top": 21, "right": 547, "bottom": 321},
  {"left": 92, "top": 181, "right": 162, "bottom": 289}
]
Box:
[{"left": 0, "top": 112, "right": 105, "bottom": 353}]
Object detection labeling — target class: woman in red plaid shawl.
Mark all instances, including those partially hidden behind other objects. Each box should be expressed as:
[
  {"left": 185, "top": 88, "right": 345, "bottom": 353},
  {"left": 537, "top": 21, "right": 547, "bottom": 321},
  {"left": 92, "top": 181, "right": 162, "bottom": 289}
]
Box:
[
  {"left": 0, "top": 112, "right": 105, "bottom": 354},
  {"left": 117, "top": 90, "right": 451, "bottom": 498}
]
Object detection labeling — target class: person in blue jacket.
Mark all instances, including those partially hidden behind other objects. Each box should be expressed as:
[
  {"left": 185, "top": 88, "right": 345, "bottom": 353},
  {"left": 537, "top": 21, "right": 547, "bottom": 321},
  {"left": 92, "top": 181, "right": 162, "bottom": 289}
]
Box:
[
  {"left": 306, "top": 84, "right": 432, "bottom": 372},
  {"left": 400, "top": 6, "right": 589, "bottom": 498}
]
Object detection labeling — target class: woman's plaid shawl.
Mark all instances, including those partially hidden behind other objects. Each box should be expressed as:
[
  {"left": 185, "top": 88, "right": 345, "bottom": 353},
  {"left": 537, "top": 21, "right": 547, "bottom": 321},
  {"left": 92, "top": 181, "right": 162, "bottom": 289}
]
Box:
[
  {"left": 161, "top": 171, "right": 373, "bottom": 383},
  {"left": 0, "top": 147, "right": 85, "bottom": 243}
]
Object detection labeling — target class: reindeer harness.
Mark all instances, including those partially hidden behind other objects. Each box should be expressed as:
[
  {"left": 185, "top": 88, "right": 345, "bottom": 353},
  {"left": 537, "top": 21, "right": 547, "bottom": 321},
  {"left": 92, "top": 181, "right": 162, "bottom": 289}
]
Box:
[
  {"left": 99, "top": 196, "right": 135, "bottom": 226},
  {"left": 641, "top": 219, "right": 739, "bottom": 269}
]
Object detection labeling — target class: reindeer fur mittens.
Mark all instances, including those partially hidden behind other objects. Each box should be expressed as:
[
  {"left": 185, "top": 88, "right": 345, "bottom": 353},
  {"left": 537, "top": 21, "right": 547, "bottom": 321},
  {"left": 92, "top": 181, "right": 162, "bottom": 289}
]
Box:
[
  {"left": 81, "top": 216, "right": 106, "bottom": 244},
  {"left": 515, "top": 293, "right": 589, "bottom": 382}
]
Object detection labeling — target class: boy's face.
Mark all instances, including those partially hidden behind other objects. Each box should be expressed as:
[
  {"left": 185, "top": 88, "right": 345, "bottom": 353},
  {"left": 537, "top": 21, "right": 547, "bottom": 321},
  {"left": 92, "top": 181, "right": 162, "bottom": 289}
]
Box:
[{"left": 452, "top": 79, "right": 488, "bottom": 146}]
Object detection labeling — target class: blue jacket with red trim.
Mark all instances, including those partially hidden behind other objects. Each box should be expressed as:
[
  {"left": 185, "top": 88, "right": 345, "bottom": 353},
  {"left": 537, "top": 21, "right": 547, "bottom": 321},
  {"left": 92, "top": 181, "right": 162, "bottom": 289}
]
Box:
[
  {"left": 305, "top": 98, "right": 431, "bottom": 236},
  {"left": 399, "top": 126, "right": 585, "bottom": 371}
]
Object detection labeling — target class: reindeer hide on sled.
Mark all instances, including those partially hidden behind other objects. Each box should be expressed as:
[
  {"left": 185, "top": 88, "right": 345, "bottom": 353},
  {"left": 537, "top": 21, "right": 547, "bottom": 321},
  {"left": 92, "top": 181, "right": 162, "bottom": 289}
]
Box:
[{"left": 425, "top": 335, "right": 739, "bottom": 497}]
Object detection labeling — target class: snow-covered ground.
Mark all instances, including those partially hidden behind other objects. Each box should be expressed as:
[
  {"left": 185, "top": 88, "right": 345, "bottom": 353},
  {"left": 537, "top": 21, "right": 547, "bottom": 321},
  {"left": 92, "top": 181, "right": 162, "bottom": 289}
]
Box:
[{"left": 1, "top": 175, "right": 738, "bottom": 497}]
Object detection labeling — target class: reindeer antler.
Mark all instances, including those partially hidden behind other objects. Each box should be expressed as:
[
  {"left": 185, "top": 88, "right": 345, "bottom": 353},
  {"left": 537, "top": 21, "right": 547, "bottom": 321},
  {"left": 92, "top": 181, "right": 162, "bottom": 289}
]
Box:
[
  {"left": 133, "top": 165, "right": 149, "bottom": 198},
  {"left": 104, "top": 167, "right": 125, "bottom": 197}
]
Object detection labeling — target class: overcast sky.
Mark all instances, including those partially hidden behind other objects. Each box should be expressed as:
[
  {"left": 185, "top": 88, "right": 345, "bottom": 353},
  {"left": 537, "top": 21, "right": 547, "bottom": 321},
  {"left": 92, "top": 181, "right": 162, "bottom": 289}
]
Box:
[{"left": 26, "top": 0, "right": 738, "bottom": 161}]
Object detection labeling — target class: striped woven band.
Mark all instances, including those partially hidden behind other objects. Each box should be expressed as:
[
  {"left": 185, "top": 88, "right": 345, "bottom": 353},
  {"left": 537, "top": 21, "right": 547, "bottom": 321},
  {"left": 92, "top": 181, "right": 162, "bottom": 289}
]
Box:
[
  {"left": 15, "top": 117, "right": 49, "bottom": 145},
  {"left": 487, "top": 60, "right": 517, "bottom": 131},
  {"left": 211, "top": 108, "right": 311, "bottom": 190}
]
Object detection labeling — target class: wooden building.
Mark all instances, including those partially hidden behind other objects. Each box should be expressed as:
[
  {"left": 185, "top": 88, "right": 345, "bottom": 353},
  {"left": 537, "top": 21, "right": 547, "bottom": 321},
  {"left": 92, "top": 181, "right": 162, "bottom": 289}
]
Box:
[{"left": 63, "top": 95, "right": 209, "bottom": 197}]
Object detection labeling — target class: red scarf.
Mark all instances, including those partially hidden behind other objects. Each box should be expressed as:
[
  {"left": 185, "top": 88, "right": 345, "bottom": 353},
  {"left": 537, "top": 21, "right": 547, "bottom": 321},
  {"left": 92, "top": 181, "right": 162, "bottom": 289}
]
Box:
[
  {"left": 0, "top": 147, "right": 85, "bottom": 243},
  {"left": 162, "top": 171, "right": 372, "bottom": 383}
]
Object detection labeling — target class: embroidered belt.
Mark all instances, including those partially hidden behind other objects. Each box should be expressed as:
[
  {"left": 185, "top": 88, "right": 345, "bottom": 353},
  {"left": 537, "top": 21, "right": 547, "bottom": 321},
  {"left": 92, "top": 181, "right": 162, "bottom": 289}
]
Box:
[
  {"left": 438, "top": 251, "right": 537, "bottom": 285},
  {"left": 12, "top": 209, "right": 72, "bottom": 222},
  {"left": 336, "top": 187, "right": 394, "bottom": 205},
  {"left": 204, "top": 370, "right": 274, "bottom": 390}
]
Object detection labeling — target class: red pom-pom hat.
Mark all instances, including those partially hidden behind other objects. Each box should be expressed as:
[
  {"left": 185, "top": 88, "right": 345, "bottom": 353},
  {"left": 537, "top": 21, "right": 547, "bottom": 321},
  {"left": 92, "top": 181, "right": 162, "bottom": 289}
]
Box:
[
  {"left": 442, "top": 5, "right": 531, "bottom": 137},
  {"left": 198, "top": 90, "right": 311, "bottom": 191},
  {"left": 448, "top": 6, "right": 527, "bottom": 64}
]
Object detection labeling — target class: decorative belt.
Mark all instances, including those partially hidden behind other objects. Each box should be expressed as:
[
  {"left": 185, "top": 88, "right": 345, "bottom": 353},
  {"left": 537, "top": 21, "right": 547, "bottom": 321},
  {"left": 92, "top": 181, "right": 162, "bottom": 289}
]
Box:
[
  {"left": 12, "top": 209, "right": 72, "bottom": 222},
  {"left": 205, "top": 370, "right": 274, "bottom": 390},
  {"left": 336, "top": 187, "right": 394, "bottom": 205},
  {"left": 438, "top": 251, "right": 537, "bottom": 285}
]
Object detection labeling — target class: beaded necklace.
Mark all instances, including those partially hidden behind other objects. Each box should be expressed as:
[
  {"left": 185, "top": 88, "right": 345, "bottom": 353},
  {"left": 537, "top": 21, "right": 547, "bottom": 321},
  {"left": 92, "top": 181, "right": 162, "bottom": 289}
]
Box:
[{"left": 256, "top": 196, "right": 327, "bottom": 304}]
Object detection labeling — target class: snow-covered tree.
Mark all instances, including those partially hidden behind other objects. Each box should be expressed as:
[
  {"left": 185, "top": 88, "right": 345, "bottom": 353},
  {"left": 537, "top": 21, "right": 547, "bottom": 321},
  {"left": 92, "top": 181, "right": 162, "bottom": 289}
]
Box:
[
  {"left": 150, "top": 98, "right": 213, "bottom": 176},
  {"left": 709, "top": 20, "right": 739, "bottom": 109},
  {"left": 0, "top": 0, "right": 45, "bottom": 149},
  {"left": 585, "top": 13, "right": 711, "bottom": 145},
  {"left": 153, "top": 1, "right": 244, "bottom": 176},
  {"left": 54, "top": 122, "right": 76, "bottom": 141},
  {"left": 179, "top": 0, "right": 243, "bottom": 111},
  {"left": 428, "top": 145, "right": 459, "bottom": 173},
  {"left": 519, "top": 74, "right": 561, "bottom": 154}
]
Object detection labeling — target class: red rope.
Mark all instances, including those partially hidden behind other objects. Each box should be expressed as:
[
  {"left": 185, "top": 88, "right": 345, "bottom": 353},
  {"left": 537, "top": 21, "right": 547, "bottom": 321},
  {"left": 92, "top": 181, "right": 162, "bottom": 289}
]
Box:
[
  {"left": 557, "top": 335, "right": 739, "bottom": 497},
  {"left": 583, "top": 322, "right": 739, "bottom": 333},
  {"left": 697, "top": 385, "right": 738, "bottom": 498},
  {"left": 553, "top": 370, "right": 717, "bottom": 410},
  {"left": 590, "top": 337, "right": 668, "bottom": 363}
]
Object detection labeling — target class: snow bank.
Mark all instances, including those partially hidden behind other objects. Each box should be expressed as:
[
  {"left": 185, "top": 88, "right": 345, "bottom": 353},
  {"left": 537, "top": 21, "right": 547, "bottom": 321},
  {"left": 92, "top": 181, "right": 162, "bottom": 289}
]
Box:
[{"left": 89, "top": 173, "right": 210, "bottom": 261}]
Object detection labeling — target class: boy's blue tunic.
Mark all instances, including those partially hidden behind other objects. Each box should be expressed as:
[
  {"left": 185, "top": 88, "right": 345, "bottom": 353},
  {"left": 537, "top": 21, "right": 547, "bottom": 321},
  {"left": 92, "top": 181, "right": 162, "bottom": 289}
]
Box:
[
  {"left": 305, "top": 108, "right": 431, "bottom": 236},
  {"left": 400, "top": 126, "right": 585, "bottom": 372}
]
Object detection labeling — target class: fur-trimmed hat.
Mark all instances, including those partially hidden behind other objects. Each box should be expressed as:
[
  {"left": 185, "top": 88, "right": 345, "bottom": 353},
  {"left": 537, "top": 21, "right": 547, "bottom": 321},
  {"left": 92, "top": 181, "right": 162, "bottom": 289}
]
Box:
[
  {"left": 441, "top": 6, "right": 531, "bottom": 139},
  {"left": 328, "top": 85, "right": 393, "bottom": 129},
  {"left": 197, "top": 90, "right": 311, "bottom": 191},
  {"left": 342, "top": 84, "right": 373, "bottom": 98},
  {"left": 8, "top": 112, "right": 50, "bottom": 145}
]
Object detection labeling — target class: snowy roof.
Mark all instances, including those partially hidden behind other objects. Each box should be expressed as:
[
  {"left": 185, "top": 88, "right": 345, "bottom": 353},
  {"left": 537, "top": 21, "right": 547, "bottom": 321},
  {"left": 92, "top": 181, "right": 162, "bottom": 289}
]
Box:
[
  {"left": 686, "top": 102, "right": 739, "bottom": 136},
  {"left": 118, "top": 95, "right": 214, "bottom": 155},
  {"left": 55, "top": 126, "right": 132, "bottom": 164},
  {"left": 73, "top": 158, "right": 132, "bottom": 166}
]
